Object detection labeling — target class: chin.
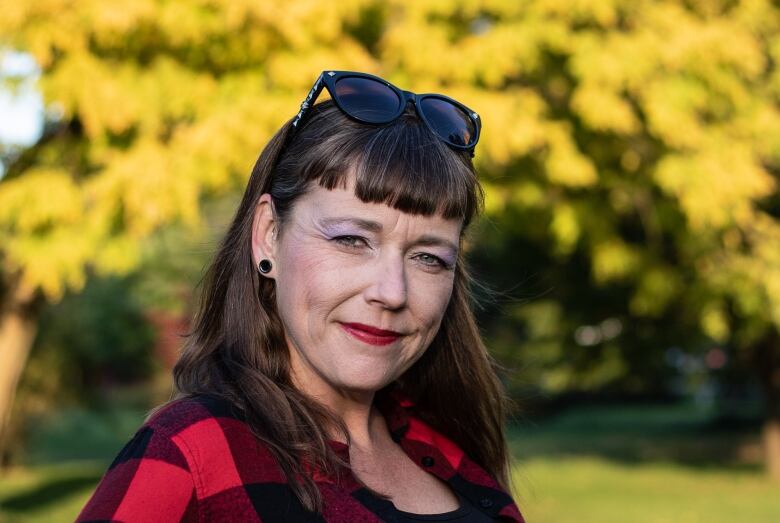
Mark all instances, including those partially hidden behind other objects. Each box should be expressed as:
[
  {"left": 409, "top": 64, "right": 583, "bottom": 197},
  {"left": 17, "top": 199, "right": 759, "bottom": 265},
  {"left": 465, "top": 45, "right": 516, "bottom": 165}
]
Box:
[{"left": 334, "top": 371, "right": 394, "bottom": 393}]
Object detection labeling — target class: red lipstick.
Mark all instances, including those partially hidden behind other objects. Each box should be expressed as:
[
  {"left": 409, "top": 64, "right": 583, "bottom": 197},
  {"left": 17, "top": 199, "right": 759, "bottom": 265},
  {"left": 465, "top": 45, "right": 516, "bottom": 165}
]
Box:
[{"left": 339, "top": 322, "right": 402, "bottom": 346}]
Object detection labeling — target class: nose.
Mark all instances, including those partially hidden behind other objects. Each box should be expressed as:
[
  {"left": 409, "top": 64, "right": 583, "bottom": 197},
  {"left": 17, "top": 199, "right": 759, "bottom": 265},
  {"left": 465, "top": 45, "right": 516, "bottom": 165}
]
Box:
[{"left": 364, "top": 252, "right": 408, "bottom": 310}]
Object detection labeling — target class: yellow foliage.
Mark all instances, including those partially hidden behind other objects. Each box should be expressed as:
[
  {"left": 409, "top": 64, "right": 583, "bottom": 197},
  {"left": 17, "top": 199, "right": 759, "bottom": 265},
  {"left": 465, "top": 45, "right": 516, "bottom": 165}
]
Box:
[
  {"left": 91, "top": 233, "right": 142, "bottom": 277},
  {"left": 534, "top": 0, "right": 625, "bottom": 28},
  {"left": 710, "top": 214, "right": 780, "bottom": 328},
  {"left": 474, "top": 89, "right": 547, "bottom": 165},
  {"left": 266, "top": 46, "right": 378, "bottom": 92},
  {"left": 550, "top": 204, "right": 580, "bottom": 256},
  {"left": 591, "top": 240, "right": 641, "bottom": 285},
  {"left": 656, "top": 9, "right": 765, "bottom": 79},
  {"left": 571, "top": 82, "right": 639, "bottom": 134},
  {"left": 509, "top": 181, "right": 545, "bottom": 209},
  {"left": 480, "top": 180, "right": 507, "bottom": 215},
  {"left": 0, "top": 168, "right": 82, "bottom": 231},
  {"left": 700, "top": 303, "right": 730, "bottom": 343},
  {"left": 630, "top": 265, "right": 682, "bottom": 317},
  {"left": 643, "top": 76, "right": 710, "bottom": 149},
  {"left": 42, "top": 54, "right": 219, "bottom": 138},
  {"left": 0, "top": 0, "right": 89, "bottom": 67},
  {"left": 544, "top": 124, "right": 598, "bottom": 187},
  {"left": 278, "top": 0, "right": 375, "bottom": 49},
  {"left": 568, "top": 30, "right": 662, "bottom": 92},
  {"left": 0, "top": 0, "right": 778, "bottom": 341},
  {"left": 654, "top": 145, "right": 776, "bottom": 230},
  {"left": 3, "top": 226, "right": 93, "bottom": 300},
  {"left": 89, "top": 139, "right": 202, "bottom": 238},
  {"left": 85, "top": 0, "right": 157, "bottom": 37}
]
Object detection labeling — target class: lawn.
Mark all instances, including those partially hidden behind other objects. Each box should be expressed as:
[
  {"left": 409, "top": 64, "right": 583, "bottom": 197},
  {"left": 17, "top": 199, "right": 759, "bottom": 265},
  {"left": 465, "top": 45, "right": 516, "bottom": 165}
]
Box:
[
  {"left": 514, "top": 456, "right": 780, "bottom": 523},
  {"left": 509, "top": 401, "right": 779, "bottom": 523},
  {"left": 1, "top": 401, "right": 778, "bottom": 522},
  {"left": 0, "top": 461, "right": 104, "bottom": 523}
]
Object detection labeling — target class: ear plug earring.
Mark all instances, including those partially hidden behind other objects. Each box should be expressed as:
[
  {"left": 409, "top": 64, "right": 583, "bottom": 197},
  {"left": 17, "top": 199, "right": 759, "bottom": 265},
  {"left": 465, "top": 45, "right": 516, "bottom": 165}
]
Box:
[{"left": 258, "top": 259, "right": 272, "bottom": 274}]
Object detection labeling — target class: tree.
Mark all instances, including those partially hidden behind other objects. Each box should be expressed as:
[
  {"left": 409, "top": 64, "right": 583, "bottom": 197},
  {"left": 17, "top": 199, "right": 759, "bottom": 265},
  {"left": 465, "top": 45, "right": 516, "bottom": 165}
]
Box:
[
  {"left": 461, "top": 0, "right": 780, "bottom": 477},
  {"left": 1, "top": 0, "right": 779, "bottom": 478},
  {"left": 0, "top": 0, "right": 382, "bottom": 456}
]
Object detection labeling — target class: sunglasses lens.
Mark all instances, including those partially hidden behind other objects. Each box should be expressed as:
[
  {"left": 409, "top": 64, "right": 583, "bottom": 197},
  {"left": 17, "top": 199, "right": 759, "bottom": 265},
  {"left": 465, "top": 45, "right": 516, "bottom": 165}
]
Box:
[
  {"left": 419, "top": 97, "right": 477, "bottom": 147},
  {"left": 334, "top": 76, "right": 402, "bottom": 123}
]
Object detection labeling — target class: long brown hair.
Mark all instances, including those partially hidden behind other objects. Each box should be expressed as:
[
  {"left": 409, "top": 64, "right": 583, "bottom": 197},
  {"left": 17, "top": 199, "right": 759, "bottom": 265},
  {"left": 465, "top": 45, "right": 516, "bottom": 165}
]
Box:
[{"left": 168, "top": 100, "right": 513, "bottom": 512}]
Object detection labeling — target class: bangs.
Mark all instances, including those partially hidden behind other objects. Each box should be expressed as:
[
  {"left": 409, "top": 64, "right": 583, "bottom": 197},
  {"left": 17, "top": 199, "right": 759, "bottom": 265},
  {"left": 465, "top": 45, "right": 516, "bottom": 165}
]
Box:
[{"left": 293, "top": 104, "right": 483, "bottom": 224}]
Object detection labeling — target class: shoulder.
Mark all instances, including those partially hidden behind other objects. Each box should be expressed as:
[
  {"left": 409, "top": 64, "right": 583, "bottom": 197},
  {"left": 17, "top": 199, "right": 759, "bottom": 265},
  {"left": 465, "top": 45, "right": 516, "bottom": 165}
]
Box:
[
  {"left": 144, "top": 393, "right": 245, "bottom": 437},
  {"left": 75, "top": 398, "right": 226, "bottom": 521},
  {"left": 144, "top": 393, "right": 289, "bottom": 485}
]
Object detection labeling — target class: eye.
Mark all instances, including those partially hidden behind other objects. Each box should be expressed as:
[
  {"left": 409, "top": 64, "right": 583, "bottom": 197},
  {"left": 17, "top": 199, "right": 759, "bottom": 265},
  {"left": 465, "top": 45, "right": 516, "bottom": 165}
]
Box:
[
  {"left": 330, "top": 235, "right": 452, "bottom": 269},
  {"left": 332, "top": 235, "right": 369, "bottom": 249},
  {"left": 413, "top": 252, "right": 452, "bottom": 270}
]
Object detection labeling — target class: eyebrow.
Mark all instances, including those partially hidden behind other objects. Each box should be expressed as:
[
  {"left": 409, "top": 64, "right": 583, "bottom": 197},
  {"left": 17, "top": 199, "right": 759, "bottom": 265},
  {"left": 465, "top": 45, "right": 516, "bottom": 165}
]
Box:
[{"left": 317, "top": 217, "right": 459, "bottom": 254}]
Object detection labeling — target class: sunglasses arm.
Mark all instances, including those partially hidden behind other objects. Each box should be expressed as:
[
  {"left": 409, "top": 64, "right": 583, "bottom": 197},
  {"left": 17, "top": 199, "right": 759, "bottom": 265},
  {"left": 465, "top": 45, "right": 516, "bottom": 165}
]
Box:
[{"left": 291, "top": 73, "right": 326, "bottom": 130}]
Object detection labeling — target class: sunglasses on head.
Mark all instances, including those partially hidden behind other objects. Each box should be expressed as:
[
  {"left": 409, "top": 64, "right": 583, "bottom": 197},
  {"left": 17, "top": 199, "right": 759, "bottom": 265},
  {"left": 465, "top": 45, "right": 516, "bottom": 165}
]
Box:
[{"left": 288, "top": 70, "right": 481, "bottom": 157}]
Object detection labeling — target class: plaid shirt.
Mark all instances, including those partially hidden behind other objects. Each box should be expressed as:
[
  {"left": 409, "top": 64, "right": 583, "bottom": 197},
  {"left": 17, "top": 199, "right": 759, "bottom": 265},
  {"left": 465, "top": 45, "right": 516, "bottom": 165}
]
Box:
[{"left": 77, "top": 391, "right": 525, "bottom": 522}]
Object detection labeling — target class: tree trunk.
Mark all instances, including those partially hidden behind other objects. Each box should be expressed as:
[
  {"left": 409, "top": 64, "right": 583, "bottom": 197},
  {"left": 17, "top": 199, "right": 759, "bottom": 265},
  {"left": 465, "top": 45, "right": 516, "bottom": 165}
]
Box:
[
  {"left": 0, "top": 274, "right": 43, "bottom": 466},
  {"left": 754, "top": 330, "right": 780, "bottom": 481},
  {"left": 765, "top": 418, "right": 780, "bottom": 481}
]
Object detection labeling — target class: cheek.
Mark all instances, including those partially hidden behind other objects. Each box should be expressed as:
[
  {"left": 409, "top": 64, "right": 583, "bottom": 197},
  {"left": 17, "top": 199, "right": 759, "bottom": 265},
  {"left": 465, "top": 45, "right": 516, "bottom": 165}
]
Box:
[
  {"left": 274, "top": 240, "right": 350, "bottom": 329},
  {"left": 410, "top": 274, "right": 455, "bottom": 337}
]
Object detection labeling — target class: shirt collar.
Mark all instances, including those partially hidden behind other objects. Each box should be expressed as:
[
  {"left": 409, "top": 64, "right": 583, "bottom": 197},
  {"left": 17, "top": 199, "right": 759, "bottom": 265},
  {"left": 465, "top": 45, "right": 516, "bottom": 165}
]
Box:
[{"left": 322, "top": 386, "right": 525, "bottom": 522}]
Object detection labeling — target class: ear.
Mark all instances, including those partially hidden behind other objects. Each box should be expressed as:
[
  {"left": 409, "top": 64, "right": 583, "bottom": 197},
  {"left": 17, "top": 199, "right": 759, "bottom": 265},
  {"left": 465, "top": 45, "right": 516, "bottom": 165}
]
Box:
[{"left": 251, "top": 193, "right": 278, "bottom": 278}]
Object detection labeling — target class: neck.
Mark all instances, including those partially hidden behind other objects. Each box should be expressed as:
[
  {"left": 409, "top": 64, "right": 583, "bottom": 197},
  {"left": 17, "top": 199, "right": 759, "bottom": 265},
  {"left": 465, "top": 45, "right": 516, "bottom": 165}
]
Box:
[
  {"left": 289, "top": 352, "right": 387, "bottom": 449},
  {"left": 329, "top": 392, "right": 384, "bottom": 448}
]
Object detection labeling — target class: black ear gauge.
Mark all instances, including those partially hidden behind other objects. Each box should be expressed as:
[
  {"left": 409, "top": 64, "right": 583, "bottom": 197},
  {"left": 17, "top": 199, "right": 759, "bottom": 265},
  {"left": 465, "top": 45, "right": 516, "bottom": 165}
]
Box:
[{"left": 258, "top": 259, "right": 273, "bottom": 274}]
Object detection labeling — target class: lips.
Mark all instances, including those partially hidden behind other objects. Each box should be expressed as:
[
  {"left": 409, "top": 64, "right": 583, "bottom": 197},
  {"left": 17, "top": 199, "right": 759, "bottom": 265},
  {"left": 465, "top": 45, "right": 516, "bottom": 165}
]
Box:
[{"left": 339, "top": 322, "right": 403, "bottom": 346}]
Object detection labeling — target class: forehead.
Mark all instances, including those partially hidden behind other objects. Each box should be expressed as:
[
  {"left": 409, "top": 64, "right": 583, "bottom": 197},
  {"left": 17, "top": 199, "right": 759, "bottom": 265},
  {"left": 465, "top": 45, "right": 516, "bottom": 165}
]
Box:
[{"left": 292, "top": 178, "right": 464, "bottom": 238}]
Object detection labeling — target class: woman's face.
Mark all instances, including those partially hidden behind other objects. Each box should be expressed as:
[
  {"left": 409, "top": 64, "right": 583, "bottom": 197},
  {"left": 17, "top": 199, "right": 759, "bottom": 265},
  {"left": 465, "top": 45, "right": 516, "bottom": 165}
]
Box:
[{"left": 252, "top": 175, "right": 462, "bottom": 400}]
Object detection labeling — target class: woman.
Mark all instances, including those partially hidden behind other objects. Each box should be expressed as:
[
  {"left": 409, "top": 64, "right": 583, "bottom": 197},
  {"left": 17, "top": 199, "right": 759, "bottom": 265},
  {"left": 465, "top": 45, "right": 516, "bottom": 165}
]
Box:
[{"left": 77, "top": 70, "right": 525, "bottom": 522}]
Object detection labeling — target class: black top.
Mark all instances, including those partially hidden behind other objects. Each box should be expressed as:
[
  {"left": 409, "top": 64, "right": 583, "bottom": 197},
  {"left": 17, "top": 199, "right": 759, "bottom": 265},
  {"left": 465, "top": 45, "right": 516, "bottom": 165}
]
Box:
[{"left": 381, "top": 491, "right": 497, "bottom": 522}]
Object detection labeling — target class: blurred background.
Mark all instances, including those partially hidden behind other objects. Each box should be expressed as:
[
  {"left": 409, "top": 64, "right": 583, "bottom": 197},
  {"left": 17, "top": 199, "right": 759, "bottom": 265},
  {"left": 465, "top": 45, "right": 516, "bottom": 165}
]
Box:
[{"left": 1, "top": 0, "right": 779, "bottom": 521}]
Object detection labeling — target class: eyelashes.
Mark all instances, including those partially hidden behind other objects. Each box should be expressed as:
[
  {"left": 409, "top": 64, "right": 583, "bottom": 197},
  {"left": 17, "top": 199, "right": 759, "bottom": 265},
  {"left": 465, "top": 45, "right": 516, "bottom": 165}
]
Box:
[
  {"left": 332, "top": 235, "right": 368, "bottom": 249},
  {"left": 330, "top": 235, "right": 453, "bottom": 270}
]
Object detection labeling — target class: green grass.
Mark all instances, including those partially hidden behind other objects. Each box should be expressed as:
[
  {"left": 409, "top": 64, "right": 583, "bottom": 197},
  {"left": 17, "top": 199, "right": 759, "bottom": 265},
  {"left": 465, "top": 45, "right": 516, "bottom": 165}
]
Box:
[
  {"left": 513, "top": 456, "right": 780, "bottom": 523},
  {"left": 1, "top": 400, "right": 778, "bottom": 522},
  {"left": 505, "top": 401, "right": 779, "bottom": 523},
  {"left": 0, "top": 462, "right": 104, "bottom": 523}
]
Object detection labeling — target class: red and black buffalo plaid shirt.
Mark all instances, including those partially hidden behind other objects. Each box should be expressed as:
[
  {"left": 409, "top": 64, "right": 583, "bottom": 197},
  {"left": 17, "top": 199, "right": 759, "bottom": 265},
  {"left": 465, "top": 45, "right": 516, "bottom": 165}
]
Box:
[{"left": 77, "top": 390, "right": 525, "bottom": 522}]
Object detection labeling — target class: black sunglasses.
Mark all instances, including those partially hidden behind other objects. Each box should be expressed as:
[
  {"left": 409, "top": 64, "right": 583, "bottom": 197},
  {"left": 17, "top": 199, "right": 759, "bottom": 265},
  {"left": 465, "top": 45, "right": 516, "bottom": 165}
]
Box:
[{"left": 288, "top": 70, "right": 481, "bottom": 157}]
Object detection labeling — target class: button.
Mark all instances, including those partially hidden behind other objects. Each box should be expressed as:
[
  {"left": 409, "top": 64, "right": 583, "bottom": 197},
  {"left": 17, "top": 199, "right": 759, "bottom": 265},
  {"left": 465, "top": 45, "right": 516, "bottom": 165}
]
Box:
[
  {"left": 479, "top": 497, "right": 494, "bottom": 508},
  {"left": 421, "top": 456, "right": 435, "bottom": 467}
]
